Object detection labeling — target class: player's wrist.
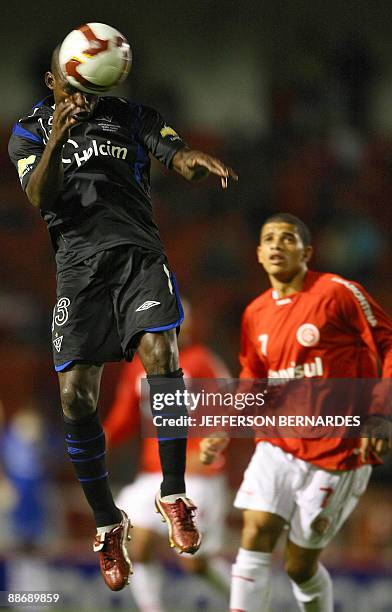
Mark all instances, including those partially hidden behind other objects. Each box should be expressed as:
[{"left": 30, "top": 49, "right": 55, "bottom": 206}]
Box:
[{"left": 46, "top": 136, "right": 66, "bottom": 153}]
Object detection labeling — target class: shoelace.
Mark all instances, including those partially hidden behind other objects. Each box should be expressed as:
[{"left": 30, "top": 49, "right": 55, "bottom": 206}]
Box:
[
  {"left": 98, "top": 532, "right": 120, "bottom": 570},
  {"left": 171, "top": 501, "right": 196, "bottom": 531},
  {"left": 102, "top": 553, "right": 117, "bottom": 570}
]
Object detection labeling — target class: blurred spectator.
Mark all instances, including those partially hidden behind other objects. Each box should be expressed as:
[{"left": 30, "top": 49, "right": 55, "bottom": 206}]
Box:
[{"left": 1, "top": 404, "right": 60, "bottom": 550}]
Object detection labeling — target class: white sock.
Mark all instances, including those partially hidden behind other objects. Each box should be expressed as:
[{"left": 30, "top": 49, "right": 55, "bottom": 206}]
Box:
[
  {"left": 290, "top": 563, "right": 333, "bottom": 612},
  {"left": 230, "top": 547, "right": 272, "bottom": 612},
  {"left": 130, "top": 561, "right": 165, "bottom": 612},
  {"left": 96, "top": 522, "right": 119, "bottom": 535},
  {"left": 160, "top": 492, "right": 186, "bottom": 503}
]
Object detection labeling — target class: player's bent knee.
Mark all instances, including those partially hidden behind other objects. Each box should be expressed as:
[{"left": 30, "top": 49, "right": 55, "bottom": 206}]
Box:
[
  {"left": 179, "top": 556, "right": 207, "bottom": 575},
  {"left": 138, "top": 331, "right": 179, "bottom": 374},
  {"left": 284, "top": 558, "right": 318, "bottom": 584},
  {"left": 241, "top": 523, "right": 276, "bottom": 552},
  {"left": 149, "top": 343, "right": 174, "bottom": 371},
  {"left": 130, "top": 529, "right": 156, "bottom": 563},
  {"left": 60, "top": 384, "right": 98, "bottom": 419},
  {"left": 132, "top": 545, "right": 154, "bottom": 564},
  {"left": 241, "top": 511, "right": 284, "bottom": 552}
]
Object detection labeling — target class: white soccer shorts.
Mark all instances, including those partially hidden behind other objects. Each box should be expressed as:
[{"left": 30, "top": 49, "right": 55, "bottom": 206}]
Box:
[
  {"left": 116, "top": 472, "right": 228, "bottom": 555},
  {"left": 234, "top": 442, "right": 372, "bottom": 549}
]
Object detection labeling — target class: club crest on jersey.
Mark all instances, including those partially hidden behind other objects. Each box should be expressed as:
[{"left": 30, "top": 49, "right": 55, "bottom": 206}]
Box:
[
  {"left": 53, "top": 335, "right": 63, "bottom": 352},
  {"left": 96, "top": 115, "right": 121, "bottom": 132},
  {"left": 296, "top": 323, "right": 320, "bottom": 347}
]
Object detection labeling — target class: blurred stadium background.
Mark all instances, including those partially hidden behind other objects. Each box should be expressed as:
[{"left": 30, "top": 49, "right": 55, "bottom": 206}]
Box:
[{"left": 1, "top": 1, "right": 391, "bottom": 610}]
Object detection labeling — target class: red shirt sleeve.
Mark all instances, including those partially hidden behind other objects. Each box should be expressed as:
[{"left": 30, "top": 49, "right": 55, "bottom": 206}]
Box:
[
  {"left": 335, "top": 279, "right": 392, "bottom": 419},
  {"left": 336, "top": 280, "right": 392, "bottom": 377},
  {"left": 239, "top": 308, "right": 268, "bottom": 379},
  {"left": 103, "top": 360, "right": 142, "bottom": 446}
]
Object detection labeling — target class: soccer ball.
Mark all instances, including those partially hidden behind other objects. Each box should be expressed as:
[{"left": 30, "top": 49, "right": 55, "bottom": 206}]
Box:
[{"left": 58, "top": 23, "right": 131, "bottom": 94}]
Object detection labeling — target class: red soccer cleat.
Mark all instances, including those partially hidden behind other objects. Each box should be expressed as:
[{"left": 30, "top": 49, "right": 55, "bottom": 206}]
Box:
[
  {"left": 155, "top": 493, "right": 202, "bottom": 554},
  {"left": 93, "top": 510, "right": 133, "bottom": 591}
]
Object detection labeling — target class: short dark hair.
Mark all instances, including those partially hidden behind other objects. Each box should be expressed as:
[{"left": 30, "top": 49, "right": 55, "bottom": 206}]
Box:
[
  {"left": 261, "top": 213, "right": 312, "bottom": 246},
  {"left": 51, "top": 46, "right": 61, "bottom": 76}
]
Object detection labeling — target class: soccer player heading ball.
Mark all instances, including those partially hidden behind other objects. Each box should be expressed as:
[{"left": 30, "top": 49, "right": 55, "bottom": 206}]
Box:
[
  {"left": 201, "top": 213, "right": 392, "bottom": 612},
  {"left": 8, "top": 23, "right": 237, "bottom": 592}
]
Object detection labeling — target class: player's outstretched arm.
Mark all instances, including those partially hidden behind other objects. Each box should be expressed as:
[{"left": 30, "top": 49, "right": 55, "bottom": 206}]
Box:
[
  {"left": 171, "top": 148, "right": 238, "bottom": 189},
  {"left": 26, "top": 100, "right": 78, "bottom": 208}
]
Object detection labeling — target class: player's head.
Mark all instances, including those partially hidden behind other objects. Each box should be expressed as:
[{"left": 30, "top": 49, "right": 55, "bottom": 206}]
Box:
[
  {"left": 45, "top": 46, "right": 97, "bottom": 117},
  {"left": 257, "top": 213, "right": 313, "bottom": 281}
]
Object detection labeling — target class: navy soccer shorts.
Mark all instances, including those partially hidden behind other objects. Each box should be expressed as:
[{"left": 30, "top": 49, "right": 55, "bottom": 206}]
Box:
[{"left": 51, "top": 245, "right": 183, "bottom": 371}]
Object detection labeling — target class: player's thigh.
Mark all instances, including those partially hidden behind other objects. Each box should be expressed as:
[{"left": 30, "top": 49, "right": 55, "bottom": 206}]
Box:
[
  {"left": 53, "top": 256, "right": 120, "bottom": 368},
  {"left": 289, "top": 464, "right": 372, "bottom": 549},
  {"left": 234, "top": 442, "right": 299, "bottom": 521},
  {"left": 110, "top": 246, "right": 183, "bottom": 357}
]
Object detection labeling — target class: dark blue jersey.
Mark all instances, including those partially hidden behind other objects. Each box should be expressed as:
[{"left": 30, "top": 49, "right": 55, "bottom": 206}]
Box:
[{"left": 8, "top": 95, "right": 186, "bottom": 270}]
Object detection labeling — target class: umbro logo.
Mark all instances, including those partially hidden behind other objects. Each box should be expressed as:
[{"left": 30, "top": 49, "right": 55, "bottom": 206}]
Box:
[
  {"left": 67, "top": 446, "right": 85, "bottom": 455},
  {"left": 53, "top": 335, "right": 63, "bottom": 352},
  {"left": 135, "top": 300, "right": 161, "bottom": 312}
]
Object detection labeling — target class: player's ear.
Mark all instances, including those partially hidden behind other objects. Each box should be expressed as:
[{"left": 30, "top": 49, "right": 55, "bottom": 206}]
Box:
[
  {"left": 303, "top": 245, "right": 313, "bottom": 263},
  {"left": 45, "top": 71, "right": 55, "bottom": 90},
  {"left": 256, "top": 245, "right": 264, "bottom": 265}
]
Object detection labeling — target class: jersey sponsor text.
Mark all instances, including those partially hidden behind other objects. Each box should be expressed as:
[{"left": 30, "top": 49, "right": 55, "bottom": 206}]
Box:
[
  {"left": 268, "top": 356, "right": 324, "bottom": 380},
  {"left": 62, "top": 139, "right": 128, "bottom": 167}
]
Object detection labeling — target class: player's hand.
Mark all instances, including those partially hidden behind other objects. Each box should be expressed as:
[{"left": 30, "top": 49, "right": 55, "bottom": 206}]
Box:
[
  {"left": 68, "top": 92, "right": 97, "bottom": 121},
  {"left": 49, "top": 100, "right": 79, "bottom": 147},
  {"left": 172, "top": 148, "right": 238, "bottom": 188},
  {"left": 359, "top": 416, "right": 392, "bottom": 462},
  {"left": 359, "top": 436, "right": 391, "bottom": 462},
  {"left": 199, "top": 435, "right": 229, "bottom": 465}
]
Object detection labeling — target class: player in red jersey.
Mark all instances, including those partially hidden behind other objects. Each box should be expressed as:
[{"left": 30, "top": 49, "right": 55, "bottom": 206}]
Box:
[
  {"left": 200, "top": 213, "right": 392, "bottom": 612},
  {"left": 104, "top": 303, "right": 231, "bottom": 611}
]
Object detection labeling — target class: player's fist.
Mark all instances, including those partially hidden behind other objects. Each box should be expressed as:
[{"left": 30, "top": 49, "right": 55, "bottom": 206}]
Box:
[{"left": 199, "top": 435, "right": 229, "bottom": 465}]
